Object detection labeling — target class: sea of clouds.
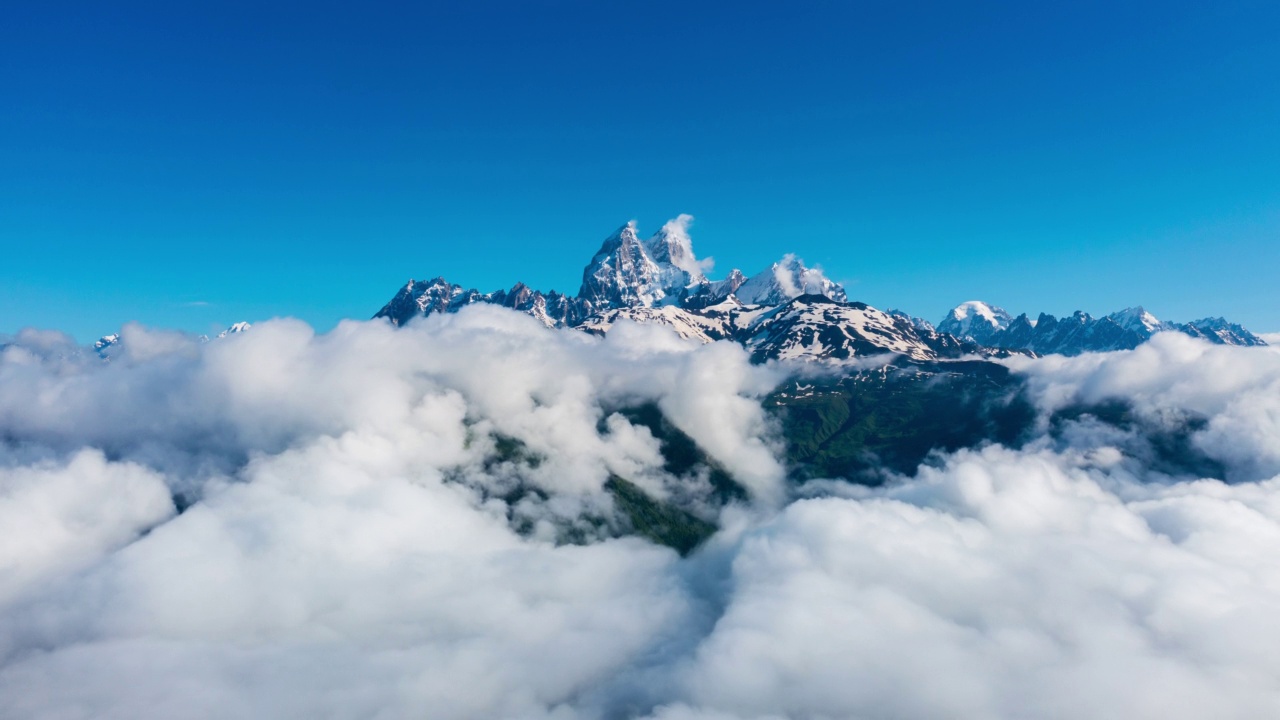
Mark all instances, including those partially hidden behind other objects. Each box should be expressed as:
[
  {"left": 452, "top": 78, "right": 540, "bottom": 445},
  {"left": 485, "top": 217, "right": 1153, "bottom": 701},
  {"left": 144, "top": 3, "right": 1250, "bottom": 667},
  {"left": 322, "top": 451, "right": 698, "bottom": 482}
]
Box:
[{"left": 1, "top": 306, "right": 1279, "bottom": 719}]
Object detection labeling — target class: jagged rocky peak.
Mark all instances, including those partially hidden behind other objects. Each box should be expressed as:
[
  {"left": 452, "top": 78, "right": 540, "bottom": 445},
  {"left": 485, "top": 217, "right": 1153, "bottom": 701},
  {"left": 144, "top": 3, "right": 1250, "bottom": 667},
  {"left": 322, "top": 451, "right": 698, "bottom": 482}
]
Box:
[
  {"left": 371, "top": 218, "right": 1267, "bottom": 363},
  {"left": 938, "top": 301, "right": 1014, "bottom": 344},
  {"left": 500, "top": 281, "right": 536, "bottom": 307},
  {"left": 888, "top": 309, "right": 937, "bottom": 334},
  {"left": 735, "top": 254, "right": 846, "bottom": 306},
  {"left": 940, "top": 302, "right": 1268, "bottom": 356},
  {"left": 713, "top": 268, "right": 747, "bottom": 295},
  {"left": 376, "top": 277, "right": 471, "bottom": 327},
  {"left": 579, "top": 222, "right": 649, "bottom": 306},
  {"left": 1182, "top": 317, "right": 1269, "bottom": 346},
  {"left": 218, "top": 322, "right": 252, "bottom": 338},
  {"left": 491, "top": 282, "right": 593, "bottom": 328},
  {"left": 644, "top": 214, "right": 705, "bottom": 281},
  {"left": 578, "top": 216, "right": 710, "bottom": 309},
  {"left": 683, "top": 269, "right": 747, "bottom": 310},
  {"left": 1106, "top": 306, "right": 1166, "bottom": 334}
]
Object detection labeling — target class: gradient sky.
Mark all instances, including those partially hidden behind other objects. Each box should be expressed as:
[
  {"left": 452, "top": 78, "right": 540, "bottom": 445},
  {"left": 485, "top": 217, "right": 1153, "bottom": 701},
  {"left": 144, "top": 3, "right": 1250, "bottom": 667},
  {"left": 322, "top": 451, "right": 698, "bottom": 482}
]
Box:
[{"left": 3, "top": 1, "right": 1279, "bottom": 341}]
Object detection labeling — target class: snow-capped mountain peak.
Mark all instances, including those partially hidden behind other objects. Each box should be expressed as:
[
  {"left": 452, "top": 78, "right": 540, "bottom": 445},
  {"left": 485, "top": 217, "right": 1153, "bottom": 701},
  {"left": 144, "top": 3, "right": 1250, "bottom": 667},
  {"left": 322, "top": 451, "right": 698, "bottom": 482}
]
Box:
[
  {"left": 1106, "top": 306, "right": 1166, "bottom": 334},
  {"left": 218, "top": 322, "right": 252, "bottom": 338},
  {"left": 373, "top": 218, "right": 1267, "bottom": 362},
  {"left": 740, "top": 295, "right": 937, "bottom": 363},
  {"left": 937, "top": 301, "right": 1014, "bottom": 345},
  {"left": 938, "top": 303, "right": 1267, "bottom": 356},
  {"left": 735, "top": 255, "right": 847, "bottom": 306},
  {"left": 94, "top": 334, "right": 120, "bottom": 351},
  {"left": 90, "top": 322, "right": 252, "bottom": 361},
  {"left": 643, "top": 214, "right": 706, "bottom": 282},
  {"left": 578, "top": 218, "right": 708, "bottom": 308},
  {"left": 93, "top": 334, "right": 121, "bottom": 359},
  {"left": 1182, "top": 317, "right": 1267, "bottom": 346}
]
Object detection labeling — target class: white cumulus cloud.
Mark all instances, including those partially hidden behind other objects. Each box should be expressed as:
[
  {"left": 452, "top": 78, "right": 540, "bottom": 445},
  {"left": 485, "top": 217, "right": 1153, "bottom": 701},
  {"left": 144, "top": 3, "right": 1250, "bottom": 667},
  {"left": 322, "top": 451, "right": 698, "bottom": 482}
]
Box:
[{"left": 1, "top": 309, "right": 1279, "bottom": 719}]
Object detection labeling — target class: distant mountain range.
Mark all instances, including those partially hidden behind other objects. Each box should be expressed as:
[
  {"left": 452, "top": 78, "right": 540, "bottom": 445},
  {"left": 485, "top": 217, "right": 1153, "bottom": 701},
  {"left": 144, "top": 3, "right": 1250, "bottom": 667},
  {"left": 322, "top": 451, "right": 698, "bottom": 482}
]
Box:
[
  {"left": 935, "top": 301, "right": 1265, "bottom": 355},
  {"left": 93, "top": 322, "right": 252, "bottom": 359},
  {"left": 374, "top": 219, "right": 1266, "bottom": 360}
]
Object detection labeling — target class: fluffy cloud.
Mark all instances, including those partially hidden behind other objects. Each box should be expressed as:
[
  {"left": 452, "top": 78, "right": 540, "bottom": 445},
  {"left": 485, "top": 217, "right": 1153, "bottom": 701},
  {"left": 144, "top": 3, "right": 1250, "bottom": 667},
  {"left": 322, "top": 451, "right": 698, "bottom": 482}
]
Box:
[
  {"left": 666, "top": 446, "right": 1280, "bottom": 719},
  {"left": 0, "top": 307, "right": 786, "bottom": 509},
  {"left": 1006, "top": 332, "right": 1280, "bottom": 480},
  {"left": 2, "top": 311, "right": 1280, "bottom": 719},
  {"left": 0, "top": 449, "right": 172, "bottom": 604},
  {"left": 655, "top": 213, "right": 715, "bottom": 276},
  {"left": 0, "top": 437, "right": 690, "bottom": 718}
]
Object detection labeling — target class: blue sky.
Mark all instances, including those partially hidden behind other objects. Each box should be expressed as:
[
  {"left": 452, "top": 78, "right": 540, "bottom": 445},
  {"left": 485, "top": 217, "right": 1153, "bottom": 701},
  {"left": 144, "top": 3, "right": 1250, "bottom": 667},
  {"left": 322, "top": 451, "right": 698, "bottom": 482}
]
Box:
[{"left": 3, "top": 1, "right": 1278, "bottom": 341}]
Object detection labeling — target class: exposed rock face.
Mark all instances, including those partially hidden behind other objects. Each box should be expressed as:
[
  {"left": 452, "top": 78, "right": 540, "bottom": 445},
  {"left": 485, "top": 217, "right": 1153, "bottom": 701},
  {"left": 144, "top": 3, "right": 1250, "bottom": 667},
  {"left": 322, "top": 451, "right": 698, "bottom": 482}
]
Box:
[{"left": 376, "top": 217, "right": 847, "bottom": 332}]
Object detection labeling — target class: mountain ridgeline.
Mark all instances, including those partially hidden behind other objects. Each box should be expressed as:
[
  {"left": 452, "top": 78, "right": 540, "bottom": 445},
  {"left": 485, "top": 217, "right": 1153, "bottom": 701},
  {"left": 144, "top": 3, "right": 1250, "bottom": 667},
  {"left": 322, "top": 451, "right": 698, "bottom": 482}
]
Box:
[
  {"left": 936, "top": 301, "right": 1266, "bottom": 356},
  {"left": 375, "top": 218, "right": 1266, "bottom": 361},
  {"left": 377, "top": 219, "right": 995, "bottom": 364}
]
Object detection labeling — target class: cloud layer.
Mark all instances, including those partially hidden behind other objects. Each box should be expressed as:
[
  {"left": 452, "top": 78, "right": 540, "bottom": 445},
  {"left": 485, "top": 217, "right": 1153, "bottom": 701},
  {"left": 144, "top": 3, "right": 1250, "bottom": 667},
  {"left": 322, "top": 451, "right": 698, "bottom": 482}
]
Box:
[{"left": 2, "top": 312, "right": 1280, "bottom": 719}]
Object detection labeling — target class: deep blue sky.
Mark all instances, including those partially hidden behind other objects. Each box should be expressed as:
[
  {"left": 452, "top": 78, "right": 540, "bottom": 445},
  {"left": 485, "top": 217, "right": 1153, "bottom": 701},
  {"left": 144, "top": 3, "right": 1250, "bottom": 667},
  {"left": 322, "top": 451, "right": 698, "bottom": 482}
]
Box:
[{"left": 3, "top": 1, "right": 1279, "bottom": 341}]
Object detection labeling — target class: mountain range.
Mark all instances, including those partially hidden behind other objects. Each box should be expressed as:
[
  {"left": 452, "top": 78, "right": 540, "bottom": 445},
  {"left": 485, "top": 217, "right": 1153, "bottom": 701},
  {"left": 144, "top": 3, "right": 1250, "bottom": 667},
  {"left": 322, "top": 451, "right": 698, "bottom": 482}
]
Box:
[
  {"left": 375, "top": 219, "right": 1266, "bottom": 360},
  {"left": 936, "top": 301, "right": 1265, "bottom": 355},
  {"left": 92, "top": 322, "right": 252, "bottom": 360}
]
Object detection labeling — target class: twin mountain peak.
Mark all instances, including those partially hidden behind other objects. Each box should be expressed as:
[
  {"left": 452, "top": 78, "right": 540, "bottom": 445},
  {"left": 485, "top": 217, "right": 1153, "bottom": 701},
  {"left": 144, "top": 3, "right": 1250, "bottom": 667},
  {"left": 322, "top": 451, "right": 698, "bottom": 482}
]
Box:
[{"left": 374, "top": 218, "right": 1266, "bottom": 361}]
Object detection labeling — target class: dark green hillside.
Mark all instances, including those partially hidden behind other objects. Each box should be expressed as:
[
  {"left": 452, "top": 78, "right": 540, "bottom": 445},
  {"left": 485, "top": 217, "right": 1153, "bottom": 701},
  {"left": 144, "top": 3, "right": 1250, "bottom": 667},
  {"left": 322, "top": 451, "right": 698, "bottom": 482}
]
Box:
[
  {"left": 463, "top": 417, "right": 728, "bottom": 555},
  {"left": 611, "top": 403, "right": 747, "bottom": 503},
  {"left": 604, "top": 476, "right": 716, "bottom": 555},
  {"left": 463, "top": 359, "right": 1225, "bottom": 554},
  {"left": 766, "top": 361, "right": 1037, "bottom": 484}
]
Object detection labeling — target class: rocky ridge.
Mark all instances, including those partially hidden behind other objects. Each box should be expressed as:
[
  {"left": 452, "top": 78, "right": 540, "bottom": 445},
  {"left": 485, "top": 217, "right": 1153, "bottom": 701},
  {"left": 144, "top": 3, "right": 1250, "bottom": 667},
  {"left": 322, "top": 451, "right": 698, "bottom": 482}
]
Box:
[{"left": 375, "top": 218, "right": 1266, "bottom": 362}]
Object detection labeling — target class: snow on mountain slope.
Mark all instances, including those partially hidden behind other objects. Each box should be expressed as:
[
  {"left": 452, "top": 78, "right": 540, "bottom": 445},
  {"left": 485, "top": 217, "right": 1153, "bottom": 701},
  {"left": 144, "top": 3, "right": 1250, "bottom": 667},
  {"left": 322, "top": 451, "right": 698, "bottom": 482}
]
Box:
[
  {"left": 578, "top": 222, "right": 666, "bottom": 307},
  {"left": 944, "top": 302, "right": 1269, "bottom": 355},
  {"left": 937, "top": 301, "right": 1014, "bottom": 345},
  {"left": 1028, "top": 311, "right": 1146, "bottom": 353},
  {"left": 218, "top": 322, "right": 252, "bottom": 338},
  {"left": 643, "top": 214, "right": 706, "bottom": 282},
  {"left": 377, "top": 278, "right": 592, "bottom": 329},
  {"left": 372, "top": 219, "right": 1267, "bottom": 364},
  {"left": 1181, "top": 317, "right": 1269, "bottom": 346},
  {"left": 89, "top": 322, "right": 252, "bottom": 361},
  {"left": 578, "top": 219, "right": 711, "bottom": 309},
  {"left": 1106, "top": 306, "right": 1168, "bottom": 335},
  {"left": 376, "top": 278, "right": 477, "bottom": 327},
  {"left": 735, "top": 255, "right": 846, "bottom": 306},
  {"left": 580, "top": 295, "right": 956, "bottom": 364},
  {"left": 577, "top": 305, "right": 734, "bottom": 343},
  {"left": 888, "top": 309, "right": 937, "bottom": 334},
  {"left": 375, "top": 217, "right": 749, "bottom": 326},
  {"left": 488, "top": 283, "right": 592, "bottom": 328},
  {"left": 682, "top": 269, "right": 747, "bottom": 310},
  {"left": 94, "top": 334, "right": 121, "bottom": 358},
  {"left": 740, "top": 295, "right": 938, "bottom": 363}
]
